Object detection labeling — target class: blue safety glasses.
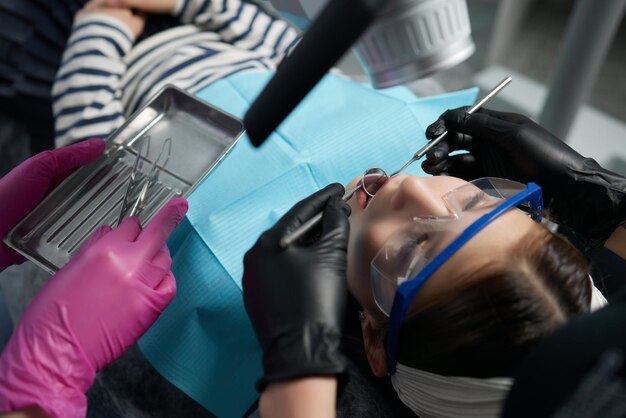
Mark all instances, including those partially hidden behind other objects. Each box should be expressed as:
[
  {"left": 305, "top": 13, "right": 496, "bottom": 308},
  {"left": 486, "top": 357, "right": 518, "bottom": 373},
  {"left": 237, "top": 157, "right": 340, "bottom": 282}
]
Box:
[{"left": 370, "top": 178, "right": 544, "bottom": 374}]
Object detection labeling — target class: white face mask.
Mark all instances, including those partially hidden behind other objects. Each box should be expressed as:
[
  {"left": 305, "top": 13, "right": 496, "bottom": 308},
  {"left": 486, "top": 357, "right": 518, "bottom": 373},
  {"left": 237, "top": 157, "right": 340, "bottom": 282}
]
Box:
[{"left": 390, "top": 363, "right": 513, "bottom": 418}]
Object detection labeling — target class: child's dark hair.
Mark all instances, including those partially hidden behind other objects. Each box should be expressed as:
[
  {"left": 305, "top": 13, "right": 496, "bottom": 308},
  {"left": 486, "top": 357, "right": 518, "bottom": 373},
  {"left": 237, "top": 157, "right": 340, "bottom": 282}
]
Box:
[{"left": 396, "top": 226, "right": 591, "bottom": 378}]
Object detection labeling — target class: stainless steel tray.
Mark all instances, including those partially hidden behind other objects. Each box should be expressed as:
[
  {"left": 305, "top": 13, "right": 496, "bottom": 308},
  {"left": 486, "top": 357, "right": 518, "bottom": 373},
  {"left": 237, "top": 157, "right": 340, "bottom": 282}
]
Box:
[{"left": 5, "top": 84, "right": 244, "bottom": 273}]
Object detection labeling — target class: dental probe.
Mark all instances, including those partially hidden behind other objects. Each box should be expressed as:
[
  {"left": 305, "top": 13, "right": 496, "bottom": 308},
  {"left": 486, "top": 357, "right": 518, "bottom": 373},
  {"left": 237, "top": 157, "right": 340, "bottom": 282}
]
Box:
[
  {"left": 279, "top": 76, "right": 512, "bottom": 249},
  {"left": 279, "top": 185, "right": 360, "bottom": 248},
  {"left": 388, "top": 76, "right": 512, "bottom": 177}
]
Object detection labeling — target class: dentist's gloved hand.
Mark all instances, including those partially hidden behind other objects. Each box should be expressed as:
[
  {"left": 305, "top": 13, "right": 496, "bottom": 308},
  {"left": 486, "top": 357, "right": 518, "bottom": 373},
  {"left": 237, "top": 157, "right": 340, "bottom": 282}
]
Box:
[
  {"left": 0, "top": 139, "right": 105, "bottom": 272},
  {"left": 0, "top": 198, "right": 188, "bottom": 418},
  {"left": 243, "top": 184, "right": 350, "bottom": 390},
  {"left": 422, "top": 107, "right": 626, "bottom": 248}
]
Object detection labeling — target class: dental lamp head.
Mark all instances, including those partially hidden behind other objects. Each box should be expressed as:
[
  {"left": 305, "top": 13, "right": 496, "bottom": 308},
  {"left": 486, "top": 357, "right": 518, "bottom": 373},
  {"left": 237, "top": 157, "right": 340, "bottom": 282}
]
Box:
[
  {"left": 272, "top": 0, "right": 475, "bottom": 88},
  {"left": 244, "top": 0, "right": 475, "bottom": 146}
]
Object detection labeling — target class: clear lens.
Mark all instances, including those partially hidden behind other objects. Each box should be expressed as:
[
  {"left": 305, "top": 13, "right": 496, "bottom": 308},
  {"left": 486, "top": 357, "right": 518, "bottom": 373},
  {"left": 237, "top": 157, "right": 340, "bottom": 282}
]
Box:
[
  {"left": 362, "top": 167, "right": 389, "bottom": 197},
  {"left": 443, "top": 178, "right": 527, "bottom": 216},
  {"left": 370, "top": 221, "right": 443, "bottom": 315},
  {"left": 371, "top": 263, "right": 397, "bottom": 316},
  {"left": 370, "top": 177, "right": 531, "bottom": 316}
]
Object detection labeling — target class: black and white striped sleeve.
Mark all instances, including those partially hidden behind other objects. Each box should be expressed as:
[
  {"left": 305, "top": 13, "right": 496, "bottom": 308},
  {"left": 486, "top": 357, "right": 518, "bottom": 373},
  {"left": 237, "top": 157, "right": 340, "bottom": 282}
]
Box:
[
  {"left": 52, "top": 14, "right": 134, "bottom": 148},
  {"left": 173, "top": 0, "right": 300, "bottom": 59}
]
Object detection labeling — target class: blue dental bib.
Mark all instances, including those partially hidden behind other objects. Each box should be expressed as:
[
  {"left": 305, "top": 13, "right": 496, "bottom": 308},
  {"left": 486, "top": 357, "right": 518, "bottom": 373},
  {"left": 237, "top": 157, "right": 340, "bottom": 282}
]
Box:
[{"left": 139, "top": 72, "right": 478, "bottom": 417}]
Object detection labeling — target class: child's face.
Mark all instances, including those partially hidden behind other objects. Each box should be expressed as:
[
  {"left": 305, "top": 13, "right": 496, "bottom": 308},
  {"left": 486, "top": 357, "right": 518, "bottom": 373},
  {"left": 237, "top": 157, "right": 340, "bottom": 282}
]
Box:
[{"left": 345, "top": 174, "right": 538, "bottom": 323}]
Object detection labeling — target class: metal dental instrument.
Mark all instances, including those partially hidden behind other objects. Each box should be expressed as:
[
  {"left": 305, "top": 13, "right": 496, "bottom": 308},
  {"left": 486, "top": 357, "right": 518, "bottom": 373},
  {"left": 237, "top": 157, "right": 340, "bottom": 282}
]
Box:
[
  {"left": 118, "top": 136, "right": 173, "bottom": 225},
  {"left": 128, "top": 137, "right": 172, "bottom": 219},
  {"left": 279, "top": 184, "right": 360, "bottom": 248},
  {"left": 279, "top": 76, "right": 512, "bottom": 249},
  {"left": 387, "top": 76, "right": 512, "bottom": 179},
  {"left": 118, "top": 136, "right": 149, "bottom": 226},
  {"left": 279, "top": 167, "right": 387, "bottom": 248}
]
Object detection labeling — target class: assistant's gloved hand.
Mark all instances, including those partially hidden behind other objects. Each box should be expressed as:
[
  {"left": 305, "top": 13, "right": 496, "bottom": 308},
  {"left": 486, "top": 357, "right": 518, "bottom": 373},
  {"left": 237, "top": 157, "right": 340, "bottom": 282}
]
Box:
[
  {"left": 0, "top": 198, "right": 188, "bottom": 418},
  {"left": 0, "top": 139, "right": 105, "bottom": 272},
  {"left": 422, "top": 107, "right": 626, "bottom": 248},
  {"left": 243, "top": 183, "right": 350, "bottom": 390}
]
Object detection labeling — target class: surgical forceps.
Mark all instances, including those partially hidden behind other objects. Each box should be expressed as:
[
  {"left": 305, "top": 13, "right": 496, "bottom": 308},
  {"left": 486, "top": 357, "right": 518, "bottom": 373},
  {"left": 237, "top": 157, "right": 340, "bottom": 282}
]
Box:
[
  {"left": 279, "top": 76, "right": 513, "bottom": 248},
  {"left": 117, "top": 136, "right": 172, "bottom": 226}
]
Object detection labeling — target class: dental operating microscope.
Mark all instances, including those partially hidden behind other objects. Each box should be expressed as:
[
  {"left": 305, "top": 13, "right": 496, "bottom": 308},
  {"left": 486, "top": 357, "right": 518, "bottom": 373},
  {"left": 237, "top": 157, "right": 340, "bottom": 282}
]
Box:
[{"left": 244, "top": 0, "right": 476, "bottom": 147}]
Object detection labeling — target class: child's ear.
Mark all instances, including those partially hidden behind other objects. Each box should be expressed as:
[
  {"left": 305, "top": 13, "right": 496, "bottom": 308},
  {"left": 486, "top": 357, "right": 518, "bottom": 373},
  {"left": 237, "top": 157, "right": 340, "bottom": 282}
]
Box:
[{"left": 360, "top": 312, "right": 388, "bottom": 377}]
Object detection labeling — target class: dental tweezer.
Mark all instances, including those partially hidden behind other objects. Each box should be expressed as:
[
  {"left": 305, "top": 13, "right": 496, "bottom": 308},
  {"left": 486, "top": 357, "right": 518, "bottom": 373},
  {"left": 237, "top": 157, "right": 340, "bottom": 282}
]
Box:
[{"left": 117, "top": 136, "right": 172, "bottom": 225}]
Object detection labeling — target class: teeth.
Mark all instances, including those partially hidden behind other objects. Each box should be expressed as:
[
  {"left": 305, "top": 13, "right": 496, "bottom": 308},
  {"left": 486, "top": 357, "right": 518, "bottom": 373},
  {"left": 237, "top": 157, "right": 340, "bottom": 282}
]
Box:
[
  {"left": 357, "top": 189, "right": 365, "bottom": 209},
  {"left": 364, "top": 194, "right": 373, "bottom": 209},
  {"left": 357, "top": 188, "right": 370, "bottom": 209}
]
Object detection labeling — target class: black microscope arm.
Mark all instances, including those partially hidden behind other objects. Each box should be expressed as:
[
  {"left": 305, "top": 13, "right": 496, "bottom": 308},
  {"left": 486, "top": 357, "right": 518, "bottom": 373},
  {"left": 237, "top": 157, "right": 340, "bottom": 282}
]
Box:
[{"left": 244, "top": 0, "right": 389, "bottom": 147}]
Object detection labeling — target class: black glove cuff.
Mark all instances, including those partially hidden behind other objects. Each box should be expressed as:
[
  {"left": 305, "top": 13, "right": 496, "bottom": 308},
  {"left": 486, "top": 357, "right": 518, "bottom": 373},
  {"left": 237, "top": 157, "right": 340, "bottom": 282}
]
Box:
[
  {"left": 256, "top": 322, "right": 347, "bottom": 392},
  {"left": 575, "top": 216, "right": 626, "bottom": 251},
  {"left": 552, "top": 159, "right": 626, "bottom": 249}
]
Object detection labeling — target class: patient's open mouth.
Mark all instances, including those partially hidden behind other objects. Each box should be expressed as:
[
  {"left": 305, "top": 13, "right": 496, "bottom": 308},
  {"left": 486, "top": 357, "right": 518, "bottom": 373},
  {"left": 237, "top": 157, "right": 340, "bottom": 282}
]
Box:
[{"left": 357, "top": 188, "right": 370, "bottom": 209}]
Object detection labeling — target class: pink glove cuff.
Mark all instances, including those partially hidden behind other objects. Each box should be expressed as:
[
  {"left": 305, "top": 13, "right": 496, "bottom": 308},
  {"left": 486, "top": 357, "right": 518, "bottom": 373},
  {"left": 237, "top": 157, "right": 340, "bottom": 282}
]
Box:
[
  {"left": 0, "top": 139, "right": 105, "bottom": 272},
  {"left": 0, "top": 197, "right": 187, "bottom": 416},
  {"left": 0, "top": 306, "right": 95, "bottom": 417}
]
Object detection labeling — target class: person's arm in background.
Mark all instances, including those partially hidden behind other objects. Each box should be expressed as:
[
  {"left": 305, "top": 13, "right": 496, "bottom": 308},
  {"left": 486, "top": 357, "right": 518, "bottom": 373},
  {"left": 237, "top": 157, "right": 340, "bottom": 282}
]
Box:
[
  {"left": 52, "top": 1, "right": 145, "bottom": 147},
  {"left": 242, "top": 184, "right": 351, "bottom": 418},
  {"left": 260, "top": 378, "right": 337, "bottom": 418},
  {"left": 1, "top": 381, "right": 339, "bottom": 418},
  {"left": 0, "top": 406, "right": 48, "bottom": 418},
  {"left": 105, "top": 0, "right": 300, "bottom": 58},
  {"left": 174, "top": 0, "right": 300, "bottom": 55},
  {"left": 422, "top": 107, "right": 626, "bottom": 254},
  {"left": 605, "top": 226, "right": 626, "bottom": 259}
]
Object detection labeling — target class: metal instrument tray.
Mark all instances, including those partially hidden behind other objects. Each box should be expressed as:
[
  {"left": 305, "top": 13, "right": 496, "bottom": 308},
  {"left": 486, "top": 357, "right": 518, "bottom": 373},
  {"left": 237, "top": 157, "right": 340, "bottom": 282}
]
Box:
[{"left": 5, "top": 84, "right": 244, "bottom": 273}]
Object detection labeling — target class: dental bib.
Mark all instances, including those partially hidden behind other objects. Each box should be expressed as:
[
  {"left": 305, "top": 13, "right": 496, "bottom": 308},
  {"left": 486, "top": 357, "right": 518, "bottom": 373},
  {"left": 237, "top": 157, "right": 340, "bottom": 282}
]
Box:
[{"left": 138, "top": 71, "right": 479, "bottom": 417}]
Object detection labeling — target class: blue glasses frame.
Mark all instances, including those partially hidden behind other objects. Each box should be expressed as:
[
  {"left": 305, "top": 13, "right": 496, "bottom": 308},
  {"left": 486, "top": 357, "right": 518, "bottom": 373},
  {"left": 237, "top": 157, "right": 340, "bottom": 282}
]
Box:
[{"left": 385, "top": 182, "right": 544, "bottom": 374}]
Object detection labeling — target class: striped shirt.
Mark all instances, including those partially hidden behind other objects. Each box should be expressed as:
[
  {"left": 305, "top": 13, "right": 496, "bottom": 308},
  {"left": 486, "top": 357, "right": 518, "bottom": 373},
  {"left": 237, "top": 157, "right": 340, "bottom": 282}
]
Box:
[{"left": 52, "top": 0, "right": 300, "bottom": 147}]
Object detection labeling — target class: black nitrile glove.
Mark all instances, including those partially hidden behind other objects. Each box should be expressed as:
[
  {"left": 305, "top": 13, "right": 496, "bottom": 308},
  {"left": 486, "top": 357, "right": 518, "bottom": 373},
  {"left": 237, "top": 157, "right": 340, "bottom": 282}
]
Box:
[
  {"left": 422, "top": 107, "right": 626, "bottom": 248},
  {"left": 243, "top": 183, "right": 350, "bottom": 390}
]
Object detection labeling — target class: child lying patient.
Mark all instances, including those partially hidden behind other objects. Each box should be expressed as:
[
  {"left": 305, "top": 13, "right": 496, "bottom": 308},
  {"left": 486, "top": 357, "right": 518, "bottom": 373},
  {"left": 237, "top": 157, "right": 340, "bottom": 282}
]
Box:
[
  {"left": 53, "top": 0, "right": 299, "bottom": 147},
  {"left": 53, "top": 1, "right": 607, "bottom": 417}
]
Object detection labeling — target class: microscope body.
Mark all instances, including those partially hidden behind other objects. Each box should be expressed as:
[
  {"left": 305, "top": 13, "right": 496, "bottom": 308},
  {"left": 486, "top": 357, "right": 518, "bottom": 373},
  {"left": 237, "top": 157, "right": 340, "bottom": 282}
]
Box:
[{"left": 269, "top": 0, "right": 474, "bottom": 88}]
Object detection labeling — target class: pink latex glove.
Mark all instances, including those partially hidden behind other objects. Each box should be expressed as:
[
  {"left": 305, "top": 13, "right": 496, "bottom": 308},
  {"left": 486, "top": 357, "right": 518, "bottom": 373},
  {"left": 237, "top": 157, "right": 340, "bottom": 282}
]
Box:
[
  {"left": 0, "top": 139, "right": 106, "bottom": 271},
  {"left": 0, "top": 198, "right": 188, "bottom": 418}
]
